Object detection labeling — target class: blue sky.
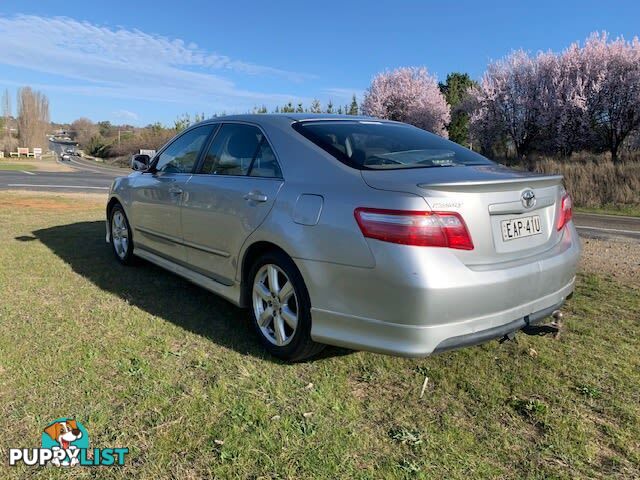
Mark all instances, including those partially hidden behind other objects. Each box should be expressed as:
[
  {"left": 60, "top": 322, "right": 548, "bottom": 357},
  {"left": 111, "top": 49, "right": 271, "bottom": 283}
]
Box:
[{"left": 1, "top": 0, "right": 638, "bottom": 126}]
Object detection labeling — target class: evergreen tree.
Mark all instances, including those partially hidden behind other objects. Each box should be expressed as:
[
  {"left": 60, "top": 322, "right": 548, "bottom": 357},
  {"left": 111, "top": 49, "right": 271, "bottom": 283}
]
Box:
[
  {"left": 282, "top": 101, "right": 295, "bottom": 113},
  {"left": 326, "top": 100, "right": 334, "bottom": 114},
  {"left": 439, "top": 72, "right": 476, "bottom": 146},
  {"left": 174, "top": 114, "right": 190, "bottom": 131},
  {"left": 310, "top": 99, "right": 322, "bottom": 113},
  {"left": 348, "top": 94, "right": 359, "bottom": 115}
]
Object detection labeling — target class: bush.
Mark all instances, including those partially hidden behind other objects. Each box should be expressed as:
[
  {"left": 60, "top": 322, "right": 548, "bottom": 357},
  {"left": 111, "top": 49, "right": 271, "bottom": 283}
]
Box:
[
  {"left": 108, "top": 128, "right": 175, "bottom": 158},
  {"left": 86, "top": 135, "right": 111, "bottom": 157}
]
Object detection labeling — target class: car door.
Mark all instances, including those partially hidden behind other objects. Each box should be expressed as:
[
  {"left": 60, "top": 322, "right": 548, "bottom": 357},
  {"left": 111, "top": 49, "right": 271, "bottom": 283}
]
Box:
[
  {"left": 129, "top": 124, "right": 215, "bottom": 263},
  {"left": 181, "top": 123, "right": 284, "bottom": 284}
]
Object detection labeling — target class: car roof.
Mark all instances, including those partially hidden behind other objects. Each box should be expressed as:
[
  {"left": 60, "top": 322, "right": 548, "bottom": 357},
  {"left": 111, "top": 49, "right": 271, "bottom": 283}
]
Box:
[{"left": 192, "top": 113, "right": 394, "bottom": 128}]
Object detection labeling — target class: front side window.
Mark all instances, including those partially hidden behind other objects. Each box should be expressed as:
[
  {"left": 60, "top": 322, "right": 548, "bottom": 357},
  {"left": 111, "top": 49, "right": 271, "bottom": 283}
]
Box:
[
  {"left": 200, "top": 124, "right": 281, "bottom": 178},
  {"left": 292, "top": 120, "right": 493, "bottom": 170},
  {"left": 155, "top": 125, "right": 213, "bottom": 174}
]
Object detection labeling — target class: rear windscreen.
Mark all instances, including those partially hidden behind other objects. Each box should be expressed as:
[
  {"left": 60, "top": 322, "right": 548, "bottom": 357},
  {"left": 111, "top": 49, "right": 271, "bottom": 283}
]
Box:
[{"left": 292, "top": 120, "right": 493, "bottom": 170}]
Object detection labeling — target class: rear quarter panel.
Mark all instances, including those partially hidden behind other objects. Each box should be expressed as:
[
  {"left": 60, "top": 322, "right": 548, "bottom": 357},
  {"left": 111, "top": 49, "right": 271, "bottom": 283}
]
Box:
[{"left": 236, "top": 121, "right": 431, "bottom": 278}]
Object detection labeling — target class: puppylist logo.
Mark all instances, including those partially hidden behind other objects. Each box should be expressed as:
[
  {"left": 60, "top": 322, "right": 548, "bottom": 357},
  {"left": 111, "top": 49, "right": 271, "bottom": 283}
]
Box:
[{"left": 8, "top": 418, "right": 129, "bottom": 467}]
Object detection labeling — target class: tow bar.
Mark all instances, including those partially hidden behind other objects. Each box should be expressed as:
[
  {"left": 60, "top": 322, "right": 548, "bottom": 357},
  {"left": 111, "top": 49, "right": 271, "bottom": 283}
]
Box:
[{"left": 500, "top": 310, "right": 564, "bottom": 344}]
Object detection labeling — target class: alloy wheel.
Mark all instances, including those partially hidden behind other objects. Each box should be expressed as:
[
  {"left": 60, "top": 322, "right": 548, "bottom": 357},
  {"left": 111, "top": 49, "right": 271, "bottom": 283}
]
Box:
[
  {"left": 252, "top": 264, "right": 299, "bottom": 346},
  {"left": 111, "top": 210, "right": 129, "bottom": 259}
]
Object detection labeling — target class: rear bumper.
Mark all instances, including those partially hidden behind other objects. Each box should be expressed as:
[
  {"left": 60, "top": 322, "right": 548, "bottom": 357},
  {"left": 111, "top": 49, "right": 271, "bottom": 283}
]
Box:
[
  {"left": 432, "top": 299, "right": 564, "bottom": 354},
  {"left": 297, "top": 224, "right": 580, "bottom": 357},
  {"left": 307, "top": 278, "right": 573, "bottom": 357}
]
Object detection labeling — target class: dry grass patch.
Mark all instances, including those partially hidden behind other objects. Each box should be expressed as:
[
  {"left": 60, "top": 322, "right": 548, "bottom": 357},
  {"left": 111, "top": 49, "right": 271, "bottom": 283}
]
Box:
[
  {"left": 530, "top": 157, "right": 640, "bottom": 209},
  {"left": 1, "top": 190, "right": 106, "bottom": 210},
  {"left": 0, "top": 156, "right": 76, "bottom": 173}
]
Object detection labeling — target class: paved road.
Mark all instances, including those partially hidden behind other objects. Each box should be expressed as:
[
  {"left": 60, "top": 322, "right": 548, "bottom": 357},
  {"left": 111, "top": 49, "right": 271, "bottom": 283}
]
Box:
[
  {"left": 0, "top": 167, "right": 118, "bottom": 192},
  {"left": 2, "top": 139, "right": 123, "bottom": 192},
  {"left": 573, "top": 212, "right": 640, "bottom": 242},
  {"left": 0, "top": 138, "right": 127, "bottom": 192},
  {"left": 65, "top": 155, "right": 128, "bottom": 175}
]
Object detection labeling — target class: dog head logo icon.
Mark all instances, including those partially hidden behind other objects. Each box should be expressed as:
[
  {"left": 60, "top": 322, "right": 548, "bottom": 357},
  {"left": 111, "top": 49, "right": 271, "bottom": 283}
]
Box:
[{"left": 41, "top": 418, "right": 89, "bottom": 466}]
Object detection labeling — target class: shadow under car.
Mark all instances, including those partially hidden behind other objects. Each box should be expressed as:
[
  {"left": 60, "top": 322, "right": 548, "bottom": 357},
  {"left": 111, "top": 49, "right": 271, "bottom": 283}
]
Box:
[{"left": 28, "top": 221, "right": 350, "bottom": 362}]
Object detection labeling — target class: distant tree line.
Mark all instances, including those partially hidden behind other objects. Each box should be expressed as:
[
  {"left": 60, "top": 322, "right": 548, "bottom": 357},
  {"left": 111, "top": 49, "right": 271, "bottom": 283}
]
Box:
[{"left": 257, "top": 95, "right": 360, "bottom": 116}]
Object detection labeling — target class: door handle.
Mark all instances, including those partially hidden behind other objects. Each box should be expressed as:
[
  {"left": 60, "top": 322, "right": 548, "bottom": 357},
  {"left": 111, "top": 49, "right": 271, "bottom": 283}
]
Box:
[
  {"left": 244, "top": 190, "right": 268, "bottom": 203},
  {"left": 169, "top": 186, "right": 183, "bottom": 195}
]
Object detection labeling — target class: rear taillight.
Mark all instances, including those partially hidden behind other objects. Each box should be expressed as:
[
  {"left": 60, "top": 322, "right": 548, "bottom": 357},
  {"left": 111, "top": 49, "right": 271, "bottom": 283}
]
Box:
[
  {"left": 556, "top": 193, "right": 573, "bottom": 231},
  {"left": 354, "top": 208, "right": 474, "bottom": 250}
]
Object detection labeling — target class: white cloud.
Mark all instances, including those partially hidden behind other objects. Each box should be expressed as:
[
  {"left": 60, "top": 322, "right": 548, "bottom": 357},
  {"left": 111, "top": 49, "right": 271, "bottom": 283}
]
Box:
[
  {"left": 0, "top": 14, "right": 316, "bottom": 110},
  {"left": 113, "top": 109, "right": 139, "bottom": 121},
  {"left": 322, "top": 87, "right": 365, "bottom": 102}
]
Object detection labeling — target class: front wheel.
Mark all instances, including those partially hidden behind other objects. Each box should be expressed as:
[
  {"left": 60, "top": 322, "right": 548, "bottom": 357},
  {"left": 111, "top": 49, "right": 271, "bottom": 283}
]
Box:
[
  {"left": 249, "top": 251, "right": 325, "bottom": 362},
  {"left": 110, "top": 204, "right": 135, "bottom": 265}
]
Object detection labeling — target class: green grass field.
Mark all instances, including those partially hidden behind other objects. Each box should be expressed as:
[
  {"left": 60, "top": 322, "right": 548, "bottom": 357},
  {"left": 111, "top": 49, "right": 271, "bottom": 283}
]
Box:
[{"left": 0, "top": 192, "right": 638, "bottom": 479}]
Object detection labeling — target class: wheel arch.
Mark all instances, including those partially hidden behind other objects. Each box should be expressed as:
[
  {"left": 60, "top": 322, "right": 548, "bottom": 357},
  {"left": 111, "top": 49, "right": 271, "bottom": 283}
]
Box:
[
  {"left": 239, "top": 241, "right": 296, "bottom": 307},
  {"left": 106, "top": 195, "right": 132, "bottom": 244},
  {"left": 106, "top": 196, "right": 121, "bottom": 221}
]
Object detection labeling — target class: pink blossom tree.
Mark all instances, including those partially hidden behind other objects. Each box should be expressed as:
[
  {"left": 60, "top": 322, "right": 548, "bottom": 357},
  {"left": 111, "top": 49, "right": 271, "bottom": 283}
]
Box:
[
  {"left": 469, "top": 32, "right": 640, "bottom": 161},
  {"left": 544, "top": 44, "right": 590, "bottom": 156},
  {"left": 362, "top": 67, "right": 450, "bottom": 137},
  {"left": 580, "top": 32, "right": 640, "bottom": 162},
  {"left": 469, "top": 50, "right": 548, "bottom": 158}
]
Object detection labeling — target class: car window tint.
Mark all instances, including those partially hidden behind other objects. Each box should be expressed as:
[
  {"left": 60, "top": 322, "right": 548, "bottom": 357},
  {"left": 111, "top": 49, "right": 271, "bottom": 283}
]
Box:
[
  {"left": 249, "top": 140, "right": 282, "bottom": 178},
  {"left": 292, "top": 121, "right": 493, "bottom": 170},
  {"left": 200, "top": 124, "right": 281, "bottom": 178},
  {"left": 155, "top": 125, "right": 213, "bottom": 174}
]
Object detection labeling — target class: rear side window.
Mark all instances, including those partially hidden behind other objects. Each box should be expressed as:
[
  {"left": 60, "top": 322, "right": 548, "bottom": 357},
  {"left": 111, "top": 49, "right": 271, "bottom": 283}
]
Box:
[
  {"left": 292, "top": 121, "right": 493, "bottom": 170},
  {"left": 155, "top": 125, "right": 213, "bottom": 174},
  {"left": 199, "top": 124, "right": 282, "bottom": 178}
]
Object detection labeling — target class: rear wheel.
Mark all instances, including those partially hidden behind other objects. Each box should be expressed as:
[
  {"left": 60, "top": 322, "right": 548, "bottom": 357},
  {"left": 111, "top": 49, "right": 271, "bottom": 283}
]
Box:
[
  {"left": 249, "top": 251, "right": 325, "bottom": 362},
  {"left": 110, "top": 204, "right": 135, "bottom": 265}
]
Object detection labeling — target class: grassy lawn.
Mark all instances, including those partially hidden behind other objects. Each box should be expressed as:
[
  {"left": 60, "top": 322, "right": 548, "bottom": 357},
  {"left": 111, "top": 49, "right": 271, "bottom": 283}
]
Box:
[
  {"left": 0, "top": 155, "right": 75, "bottom": 173},
  {"left": 0, "top": 191, "right": 638, "bottom": 479},
  {"left": 575, "top": 206, "right": 640, "bottom": 217},
  {"left": 0, "top": 163, "right": 36, "bottom": 171}
]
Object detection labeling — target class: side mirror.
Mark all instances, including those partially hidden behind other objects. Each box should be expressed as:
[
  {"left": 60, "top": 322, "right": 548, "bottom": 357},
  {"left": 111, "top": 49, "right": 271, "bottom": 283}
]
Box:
[{"left": 131, "top": 154, "right": 151, "bottom": 171}]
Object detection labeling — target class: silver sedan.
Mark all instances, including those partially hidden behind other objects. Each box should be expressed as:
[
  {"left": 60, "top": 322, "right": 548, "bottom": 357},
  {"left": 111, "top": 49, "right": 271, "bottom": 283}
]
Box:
[{"left": 106, "top": 114, "right": 580, "bottom": 361}]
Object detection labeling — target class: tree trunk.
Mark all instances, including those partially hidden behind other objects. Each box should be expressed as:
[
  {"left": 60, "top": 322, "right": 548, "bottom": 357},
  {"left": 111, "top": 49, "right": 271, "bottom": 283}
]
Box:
[{"left": 611, "top": 141, "right": 620, "bottom": 164}]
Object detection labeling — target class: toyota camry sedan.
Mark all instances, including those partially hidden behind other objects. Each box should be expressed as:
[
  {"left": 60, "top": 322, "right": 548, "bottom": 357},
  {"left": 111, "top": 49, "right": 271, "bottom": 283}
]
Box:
[{"left": 106, "top": 114, "right": 580, "bottom": 361}]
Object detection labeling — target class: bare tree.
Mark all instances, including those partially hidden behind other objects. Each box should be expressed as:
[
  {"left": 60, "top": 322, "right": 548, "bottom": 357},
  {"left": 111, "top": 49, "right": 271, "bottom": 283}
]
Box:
[
  {"left": 2, "top": 89, "right": 11, "bottom": 154},
  {"left": 70, "top": 117, "right": 97, "bottom": 149},
  {"left": 17, "top": 87, "right": 50, "bottom": 149}
]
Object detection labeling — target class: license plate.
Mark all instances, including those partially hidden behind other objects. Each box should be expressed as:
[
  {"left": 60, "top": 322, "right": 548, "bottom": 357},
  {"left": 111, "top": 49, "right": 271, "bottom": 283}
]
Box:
[{"left": 501, "top": 215, "right": 542, "bottom": 241}]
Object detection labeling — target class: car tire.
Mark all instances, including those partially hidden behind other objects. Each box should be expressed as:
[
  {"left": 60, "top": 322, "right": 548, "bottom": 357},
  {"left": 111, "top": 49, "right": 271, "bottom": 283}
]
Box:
[
  {"left": 248, "top": 251, "right": 325, "bottom": 362},
  {"left": 109, "top": 204, "right": 135, "bottom": 265}
]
